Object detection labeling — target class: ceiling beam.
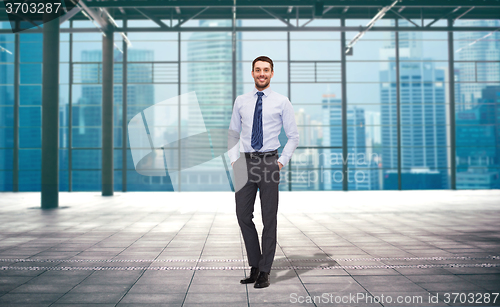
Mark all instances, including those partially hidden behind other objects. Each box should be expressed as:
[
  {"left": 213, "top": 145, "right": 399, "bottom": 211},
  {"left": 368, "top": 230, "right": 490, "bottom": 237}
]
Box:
[
  {"left": 301, "top": 6, "right": 334, "bottom": 27},
  {"left": 1, "top": 2, "right": 499, "bottom": 22},
  {"left": 260, "top": 7, "right": 294, "bottom": 27},
  {"left": 4, "top": 25, "right": 500, "bottom": 34},
  {"left": 135, "top": 8, "right": 169, "bottom": 28},
  {"left": 389, "top": 8, "right": 420, "bottom": 27},
  {"left": 78, "top": 0, "right": 108, "bottom": 28},
  {"left": 175, "top": 7, "right": 209, "bottom": 27},
  {"left": 426, "top": 6, "right": 462, "bottom": 27},
  {"left": 59, "top": 5, "right": 82, "bottom": 25},
  {"left": 453, "top": 6, "right": 475, "bottom": 23},
  {"left": 81, "top": 0, "right": 500, "bottom": 9}
]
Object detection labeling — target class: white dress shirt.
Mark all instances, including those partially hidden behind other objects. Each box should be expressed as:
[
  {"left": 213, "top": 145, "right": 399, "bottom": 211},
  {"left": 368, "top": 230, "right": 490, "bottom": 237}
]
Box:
[{"left": 228, "top": 87, "right": 299, "bottom": 167}]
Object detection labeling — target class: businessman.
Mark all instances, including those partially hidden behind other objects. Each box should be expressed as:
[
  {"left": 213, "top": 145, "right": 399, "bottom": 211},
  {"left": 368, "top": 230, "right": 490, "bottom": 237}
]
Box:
[{"left": 228, "top": 56, "right": 299, "bottom": 288}]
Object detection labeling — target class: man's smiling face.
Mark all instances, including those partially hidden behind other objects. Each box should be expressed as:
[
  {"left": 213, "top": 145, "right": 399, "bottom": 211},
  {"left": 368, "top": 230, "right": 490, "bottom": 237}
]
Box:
[{"left": 251, "top": 61, "right": 274, "bottom": 90}]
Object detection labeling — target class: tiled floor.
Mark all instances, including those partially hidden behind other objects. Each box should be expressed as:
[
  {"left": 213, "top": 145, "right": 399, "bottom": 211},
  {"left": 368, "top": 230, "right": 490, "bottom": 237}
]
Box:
[{"left": 0, "top": 190, "right": 499, "bottom": 306}]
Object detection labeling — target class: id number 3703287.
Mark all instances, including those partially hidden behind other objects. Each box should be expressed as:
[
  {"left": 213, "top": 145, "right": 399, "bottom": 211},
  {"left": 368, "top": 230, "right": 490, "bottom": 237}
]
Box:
[{"left": 5, "top": 2, "right": 62, "bottom": 14}]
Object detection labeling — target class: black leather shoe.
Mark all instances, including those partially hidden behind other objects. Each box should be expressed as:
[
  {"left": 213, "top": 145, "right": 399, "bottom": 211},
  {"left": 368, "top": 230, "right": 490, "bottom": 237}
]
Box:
[
  {"left": 240, "top": 267, "right": 259, "bottom": 284},
  {"left": 254, "top": 271, "right": 270, "bottom": 288}
]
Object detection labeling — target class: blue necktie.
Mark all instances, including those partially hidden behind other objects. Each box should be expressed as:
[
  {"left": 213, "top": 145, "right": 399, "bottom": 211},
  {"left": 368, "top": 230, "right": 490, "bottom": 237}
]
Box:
[{"left": 251, "top": 92, "right": 264, "bottom": 151}]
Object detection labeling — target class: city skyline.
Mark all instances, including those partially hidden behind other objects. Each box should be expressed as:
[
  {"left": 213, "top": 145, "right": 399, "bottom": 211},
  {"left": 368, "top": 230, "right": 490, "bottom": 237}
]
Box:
[{"left": 1, "top": 19, "right": 499, "bottom": 191}]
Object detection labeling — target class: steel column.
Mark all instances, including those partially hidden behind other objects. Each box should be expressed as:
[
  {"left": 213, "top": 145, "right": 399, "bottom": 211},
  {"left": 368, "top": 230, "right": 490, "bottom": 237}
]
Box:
[
  {"left": 102, "top": 29, "right": 114, "bottom": 196},
  {"left": 177, "top": 31, "right": 181, "bottom": 192},
  {"left": 122, "top": 18, "right": 128, "bottom": 192},
  {"left": 447, "top": 18, "right": 456, "bottom": 189},
  {"left": 396, "top": 19, "right": 402, "bottom": 190},
  {"left": 68, "top": 20, "right": 73, "bottom": 191},
  {"left": 287, "top": 27, "right": 292, "bottom": 191},
  {"left": 231, "top": 2, "right": 236, "bottom": 104},
  {"left": 226, "top": 3, "right": 237, "bottom": 192},
  {"left": 41, "top": 18, "right": 60, "bottom": 208},
  {"left": 13, "top": 26, "right": 19, "bottom": 192},
  {"left": 340, "top": 18, "right": 348, "bottom": 191}
]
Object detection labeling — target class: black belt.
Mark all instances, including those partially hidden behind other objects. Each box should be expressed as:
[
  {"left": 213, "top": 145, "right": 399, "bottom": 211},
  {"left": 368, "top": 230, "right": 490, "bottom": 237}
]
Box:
[{"left": 242, "top": 149, "right": 278, "bottom": 159}]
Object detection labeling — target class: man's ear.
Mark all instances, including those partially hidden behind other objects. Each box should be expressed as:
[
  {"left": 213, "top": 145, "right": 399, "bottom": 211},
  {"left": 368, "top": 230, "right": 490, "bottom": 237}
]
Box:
[
  {"left": 251, "top": 70, "right": 255, "bottom": 78},
  {"left": 271, "top": 71, "right": 274, "bottom": 78}
]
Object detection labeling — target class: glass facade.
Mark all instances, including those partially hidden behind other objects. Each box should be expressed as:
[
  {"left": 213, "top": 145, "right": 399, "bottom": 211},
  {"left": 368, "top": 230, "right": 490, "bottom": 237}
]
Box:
[
  {"left": 0, "top": 23, "right": 14, "bottom": 191},
  {"left": 0, "top": 18, "right": 499, "bottom": 192},
  {"left": 454, "top": 20, "right": 500, "bottom": 189}
]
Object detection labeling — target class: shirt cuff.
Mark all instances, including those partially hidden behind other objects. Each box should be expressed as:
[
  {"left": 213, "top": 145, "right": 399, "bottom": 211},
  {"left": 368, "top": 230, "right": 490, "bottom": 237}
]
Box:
[{"left": 277, "top": 156, "right": 289, "bottom": 167}]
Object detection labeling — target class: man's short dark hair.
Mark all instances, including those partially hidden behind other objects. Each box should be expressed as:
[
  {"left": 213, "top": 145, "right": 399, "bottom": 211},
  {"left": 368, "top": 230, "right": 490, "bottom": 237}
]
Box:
[{"left": 252, "top": 56, "right": 274, "bottom": 71}]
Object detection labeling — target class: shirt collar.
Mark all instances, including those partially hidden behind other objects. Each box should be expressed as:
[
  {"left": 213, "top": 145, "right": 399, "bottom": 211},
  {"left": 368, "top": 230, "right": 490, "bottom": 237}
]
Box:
[{"left": 253, "top": 86, "right": 272, "bottom": 97}]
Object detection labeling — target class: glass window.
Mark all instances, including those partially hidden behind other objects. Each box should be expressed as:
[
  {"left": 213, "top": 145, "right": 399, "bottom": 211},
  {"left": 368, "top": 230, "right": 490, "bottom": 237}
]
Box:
[{"left": 454, "top": 21, "right": 500, "bottom": 189}]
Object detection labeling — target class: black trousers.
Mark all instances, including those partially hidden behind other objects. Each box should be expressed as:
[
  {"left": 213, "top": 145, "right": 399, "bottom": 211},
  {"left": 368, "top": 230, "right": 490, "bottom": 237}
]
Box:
[{"left": 233, "top": 153, "right": 280, "bottom": 273}]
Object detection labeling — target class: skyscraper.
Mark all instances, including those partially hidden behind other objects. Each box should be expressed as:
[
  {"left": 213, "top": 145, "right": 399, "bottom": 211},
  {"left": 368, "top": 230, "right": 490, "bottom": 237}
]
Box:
[
  {"left": 482, "top": 86, "right": 500, "bottom": 168},
  {"left": 187, "top": 20, "right": 243, "bottom": 127},
  {"left": 382, "top": 20, "right": 423, "bottom": 59},
  {"left": 183, "top": 20, "right": 243, "bottom": 191},
  {"left": 380, "top": 61, "right": 448, "bottom": 189},
  {"left": 454, "top": 20, "right": 500, "bottom": 189},
  {"left": 321, "top": 94, "right": 379, "bottom": 190},
  {"left": 456, "top": 86, "right": 500, "bottom": 189},
  {"left": 290, "top": 108, "right": 321, "bottom": 191},
  {"left": 456, "top": 20, "right": 500, "bottom": 109},
  {"left": 379, "top": 19, "right": 451, "bottom": 189},
  {"left": 321, "top": 94, "right": 342, "bottom": 190},
  {"left": 73, "top": 49, "right": 156, "bottom": 191}
]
